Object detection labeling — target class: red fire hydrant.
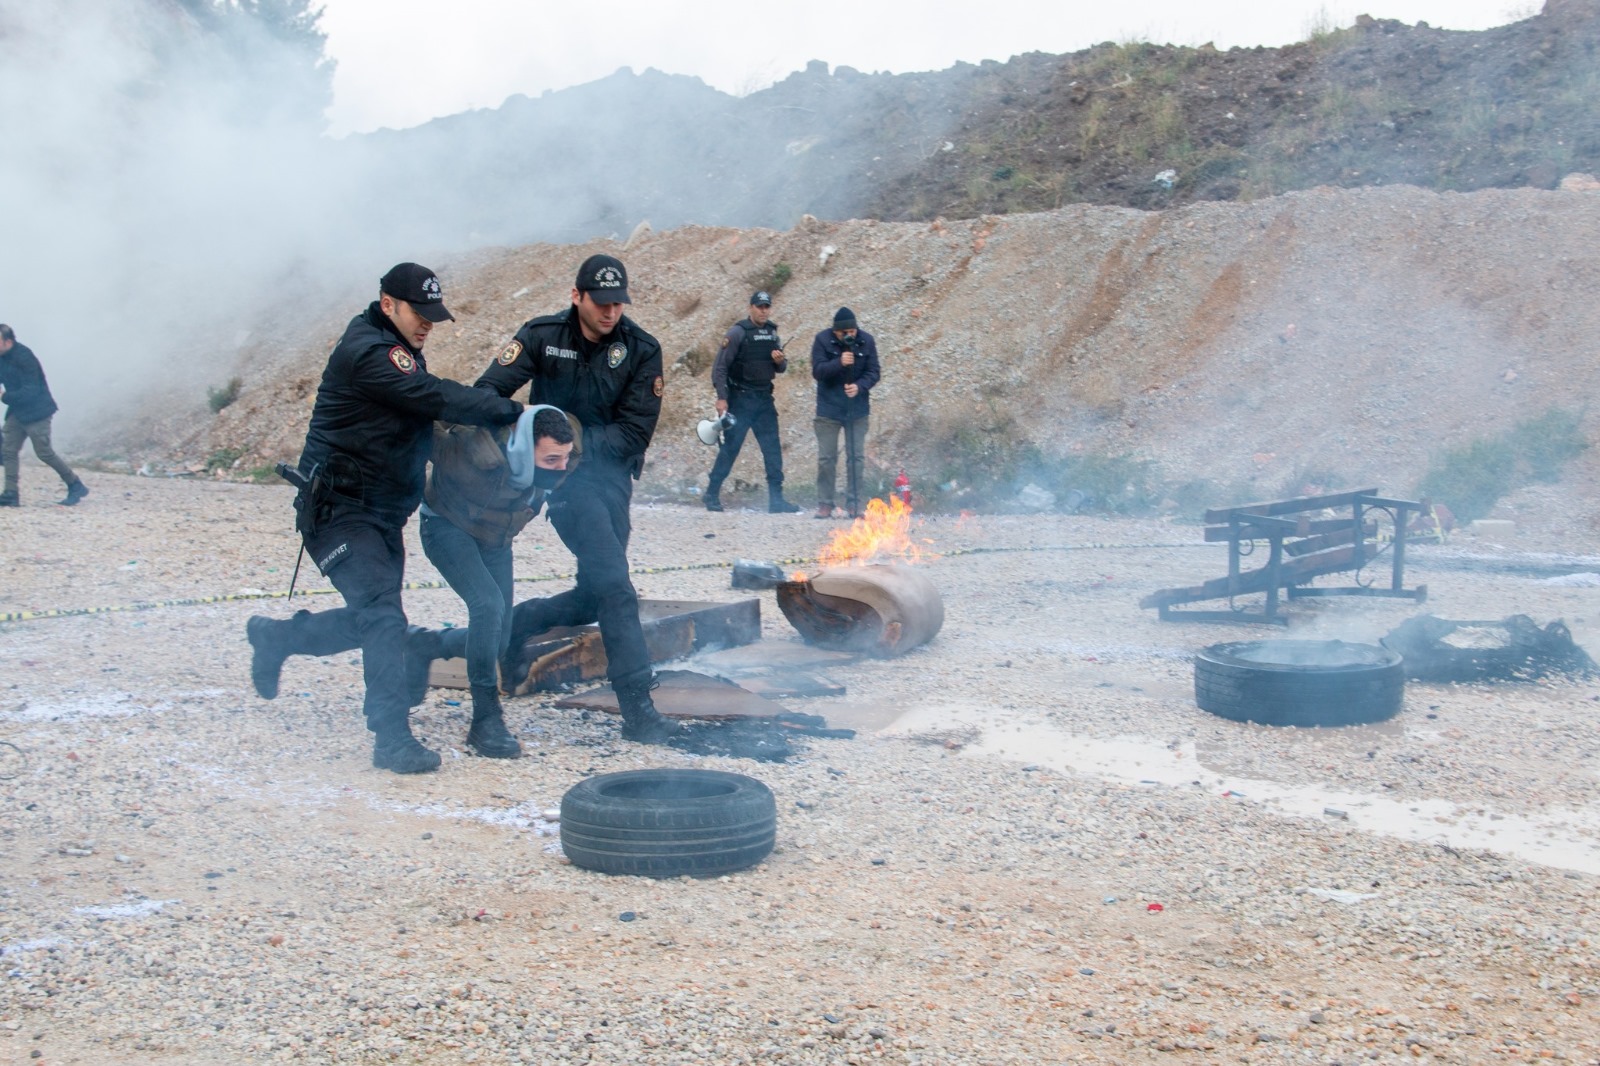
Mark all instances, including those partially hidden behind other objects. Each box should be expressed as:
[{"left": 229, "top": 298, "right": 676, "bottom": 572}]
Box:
[{"left": 894, "top": 469, "right": 911, "bottom": 508}]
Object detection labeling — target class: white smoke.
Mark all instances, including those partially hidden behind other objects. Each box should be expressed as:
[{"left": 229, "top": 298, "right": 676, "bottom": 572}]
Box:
[{"left": 0, "top": 0, "right": 360, "bottom": 434}]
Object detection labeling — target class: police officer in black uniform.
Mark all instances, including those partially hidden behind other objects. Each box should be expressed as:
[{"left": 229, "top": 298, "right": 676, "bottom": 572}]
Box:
[
  {"left": 245, "top": 263, "right": 523, "bottom": 775},
  {"left": 478, "top": 254, "right": 678, "bottom": 744},
  {"left": 702, "top": 291, "right": 800, "bottom": 513}
]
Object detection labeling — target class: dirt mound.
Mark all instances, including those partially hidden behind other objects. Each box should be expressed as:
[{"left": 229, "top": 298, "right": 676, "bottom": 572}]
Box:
[{"left": 102, "top": 181, "right": 1600, "bottom": 539}]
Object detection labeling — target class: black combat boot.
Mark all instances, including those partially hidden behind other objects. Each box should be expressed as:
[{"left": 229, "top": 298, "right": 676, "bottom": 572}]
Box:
[
  {"left": 372, "top": 722, "right": 442, "bottom": 774},
  {"left": 246, "top": 616, "right": 289, "bottom": 699},
  {"left": 58, "top": 481, "right": 89, "bottom": 506},
  {"left": 465, "top": 685, "right": 522, "bottom": 758},
  {"left": 247, "top": 609, "right": 366, "bottom": 699},
  {"left": 768, "top": 485, "right": 801, "bottom": 513},
  {"left": 406, "top": 626, "right": 468, "bottom": 706},
  {"left": 703, "top": 482, "right": 724, "bottom": 511},
  {"left": 0, "top": 491, "right": 17, "bottom": 507},
  {"left": 614, "top": 675, "right": 681, "bottom": 744}
]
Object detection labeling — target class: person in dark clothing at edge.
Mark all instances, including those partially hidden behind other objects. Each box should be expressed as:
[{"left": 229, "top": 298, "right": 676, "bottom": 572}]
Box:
[
  {"left": 245, "top": 264, "right": 524, "bottom": 775},
  {"left": 477, "top": 253, "right": 679, "bottom": 745},
  {"left": 0, "top": 324, "right": 88, "bottom": 507},
  {"left": 702, "top": 290, "right": 801, "bottom": 513},
  {"left": 419, "top": 405, "right": 576, "bottom": 759},
  {"left": 810, "top": 306, "right": 881, "bottom": 519}
]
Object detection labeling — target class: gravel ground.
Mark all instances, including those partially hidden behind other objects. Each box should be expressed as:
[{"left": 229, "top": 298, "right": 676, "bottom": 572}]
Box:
[{"left": 3, "top": 471, "right": 1599, "bottom": 1065}]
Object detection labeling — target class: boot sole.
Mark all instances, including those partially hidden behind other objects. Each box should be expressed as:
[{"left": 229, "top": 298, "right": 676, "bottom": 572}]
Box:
[
  {"left": 620, "top": 719, "right": 683, "bottom": 744},
  {"left": 373, "top": 749, "right": 442, "bottom": 773},
  {"left": 467, "top": 742, "right": 523, "bottom": 759}
]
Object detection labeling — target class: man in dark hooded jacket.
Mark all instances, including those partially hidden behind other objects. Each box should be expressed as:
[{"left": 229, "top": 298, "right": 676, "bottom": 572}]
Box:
[
  {"left": 0, "top": 324, "right": 87, "bottom": 507},
  {"left": 810, "top": 306, "right": 881, "bottom": 518}
]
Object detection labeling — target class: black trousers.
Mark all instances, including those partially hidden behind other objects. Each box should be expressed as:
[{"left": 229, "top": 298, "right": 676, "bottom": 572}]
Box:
[
  {"left": 707, "top": 388, "right": 784, "bottom": 493},
  {"left": 507, "top": 474, "right": 651, "bottom": 690},
  {"left": 290, "top": 507, "right": 414, "bottom": 734}
]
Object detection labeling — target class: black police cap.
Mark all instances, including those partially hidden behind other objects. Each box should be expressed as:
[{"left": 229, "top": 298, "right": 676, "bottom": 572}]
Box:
[
  {"left": 575, "top": 254, "right": 631, "bottom": 305},
  {"left": 380, "top": 262, "right": 454, "bottom": 323}
]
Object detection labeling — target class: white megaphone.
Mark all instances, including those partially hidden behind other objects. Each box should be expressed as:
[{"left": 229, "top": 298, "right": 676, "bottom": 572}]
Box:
[{"left": 695, "top": 412, "right": 736, "bottom": 446}]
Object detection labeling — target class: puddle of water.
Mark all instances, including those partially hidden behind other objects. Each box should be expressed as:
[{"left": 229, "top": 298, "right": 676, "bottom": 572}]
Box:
[{"left": 883, "top": 704, "right": 1600, "bottom": 875}]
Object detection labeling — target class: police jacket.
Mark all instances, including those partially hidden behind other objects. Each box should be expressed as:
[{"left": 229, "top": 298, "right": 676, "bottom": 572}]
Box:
[
  {"left": 298, "top": 303, "right": 522, "bottom": 522},
  {"left": 810, "top": 328, "right": 881, "bottom": 423},
  {"left": 712, "top": 318, "right": 786, "bottom": 399},
  {"left": 475, "top": 306, "right": 662, "bottom": 484},
  {"left": 0, "top": 342, "right": 60, "bottom": 424}
]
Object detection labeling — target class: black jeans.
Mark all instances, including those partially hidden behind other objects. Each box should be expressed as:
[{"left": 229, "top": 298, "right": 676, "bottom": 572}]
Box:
[
  {"left": 507, "top": 474, "right": 650, "bottom": 690},
  {"left": 292, "top": 507, "right": 413, "bottom": 734},
  {"left": 707, "top": 388, "right": 784, "bottom": 493},
  {"left": 420, "top": 512, "right": 513, "bottom": 690}
]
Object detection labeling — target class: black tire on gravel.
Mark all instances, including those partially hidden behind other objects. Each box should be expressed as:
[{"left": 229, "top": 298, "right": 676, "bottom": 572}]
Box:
[
  {"left": 559, "top": 769, "right": 776, "bottom": 878},
  {"left": 1194, "top": 640, "right": 1405, "bottom": 727}
]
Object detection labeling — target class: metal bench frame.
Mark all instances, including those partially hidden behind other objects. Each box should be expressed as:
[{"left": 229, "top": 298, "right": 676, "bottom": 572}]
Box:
[{"left": 1142, "top": 488, "right": 1429, "bottom": 624}]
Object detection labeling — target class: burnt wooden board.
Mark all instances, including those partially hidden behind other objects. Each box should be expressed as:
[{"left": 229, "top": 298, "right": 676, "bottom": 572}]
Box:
[
  {"left": 1203, "top": 489, "right": 1380, "bottom": 522},
  {"left": 427, "top": 598, "right": 761, "bottom": 694},
  {"left": 1204, "top": 518, "right": 1375, "bottom": 542},
  {"left": 693, "top": 640, "right": 859, "bottom": 671},
  {"left": 554, "top": 668, "right": 790, "bottom": 720},
  {"left": 1140, "top": 545, "right": 1366, "bottom": 609}
]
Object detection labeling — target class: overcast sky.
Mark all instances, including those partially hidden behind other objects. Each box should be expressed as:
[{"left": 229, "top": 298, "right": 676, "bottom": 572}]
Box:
[{"left": 319, "top": 0, "right": 1532, "bottom": 135}]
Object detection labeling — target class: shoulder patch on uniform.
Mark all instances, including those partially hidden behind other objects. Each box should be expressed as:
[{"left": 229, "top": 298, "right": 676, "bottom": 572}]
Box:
[
  {"left": 497, "top": 339, "right": 523, "bottom": 365},
  {"left": 607, "top": 342, "right": 627, "bottom": 369},
  {"left": 653, "top": 375, "right": 663, "bottom": 397},
  {"left": 388, "top": 346, "right": 416, "bottom": 374}
]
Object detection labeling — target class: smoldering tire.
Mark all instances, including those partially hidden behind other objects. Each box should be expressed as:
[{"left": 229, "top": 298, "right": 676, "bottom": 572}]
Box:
[
  {"left": 1194, "top": 639, "right": 1405, "bottom": 727},
  {"left": 559, "top": 769, "right": 777, "bottom": 878}
]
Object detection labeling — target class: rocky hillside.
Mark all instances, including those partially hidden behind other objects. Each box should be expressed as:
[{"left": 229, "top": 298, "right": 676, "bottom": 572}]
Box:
[
  {"left": 107, "top": 179, "right": 1600, "bottom": 538},
  {"left": 74, "top": 2, "right": 1600, "bottom": 537},
  {"left": 331, "top": 1, "right": 1600, "bottom": 251}
]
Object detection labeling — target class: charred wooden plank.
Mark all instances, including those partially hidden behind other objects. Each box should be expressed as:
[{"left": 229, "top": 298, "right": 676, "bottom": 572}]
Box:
[
  {"left": 1139, "top": 545, "right": 1362, "bottom": 609},
  {"left": 1204, "top": 488, "right": 1379, "bottom": 522},
  {"left": 554, "top": 668, "right": 788, "bottom": 720},
  {"left": 1203, "top": 518, "right": 1368, "bottom": 542},
  {"left": 461, "top": 598, "right": 763, "bottom": 696},
  {"left": 1280, "top": 523, "right": 1378, "bottom": 557}
]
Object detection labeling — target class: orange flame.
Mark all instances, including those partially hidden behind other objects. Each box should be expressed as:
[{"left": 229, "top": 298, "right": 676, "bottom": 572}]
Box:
[{"left": 817, "top": 496, "right": 923, "bottom": 568}]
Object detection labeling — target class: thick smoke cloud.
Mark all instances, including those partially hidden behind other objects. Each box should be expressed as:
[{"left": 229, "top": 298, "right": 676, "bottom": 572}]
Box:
[
  {"left": 0, "top": 1, "right": 1041, "bottom": 445},
  {"left": 0, "top": 0, "right": 363, "bottom": 435}
]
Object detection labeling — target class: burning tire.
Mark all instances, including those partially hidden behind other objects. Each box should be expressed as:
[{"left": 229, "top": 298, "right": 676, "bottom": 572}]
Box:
[
  {"left": 1194, "top": 640, "right": 1404, "bottom": 727},
  {"left": 559, "top": 769, "right": 776, "bottom": 878},
  {"left": 776, "top": 563, "right": 944, "bottom": 657}
]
